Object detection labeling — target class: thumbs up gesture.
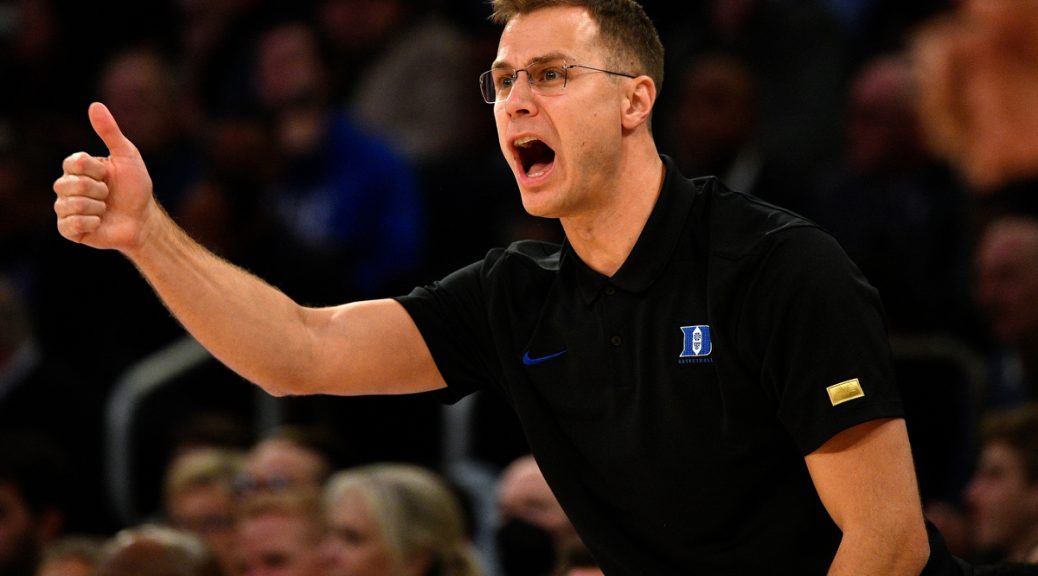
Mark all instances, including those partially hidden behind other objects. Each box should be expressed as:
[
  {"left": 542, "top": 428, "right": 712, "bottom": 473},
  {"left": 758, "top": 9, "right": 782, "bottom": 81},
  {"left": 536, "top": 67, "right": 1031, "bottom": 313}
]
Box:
[{"left": 53, "top": 102, "right": 157, "bottom": 253}]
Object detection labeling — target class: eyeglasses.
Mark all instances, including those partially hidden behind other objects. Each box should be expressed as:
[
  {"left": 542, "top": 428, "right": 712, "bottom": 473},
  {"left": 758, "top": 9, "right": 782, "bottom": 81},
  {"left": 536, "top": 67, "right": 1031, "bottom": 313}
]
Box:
[{"left": 479, "top": 60, "right": 637, "bottom": 104}]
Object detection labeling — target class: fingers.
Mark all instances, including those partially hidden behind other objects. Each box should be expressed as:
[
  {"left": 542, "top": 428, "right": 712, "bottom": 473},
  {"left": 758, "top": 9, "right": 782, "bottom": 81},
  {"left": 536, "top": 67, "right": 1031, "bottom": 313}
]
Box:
[
  {"left": 60, "top": 152, "right": 108, "bottom": 183},
  {"left": 56, "top": 214, "right": 102, "bottom": 241},
  {"left": 54, "top": 170, "right": 109, "bottom": 201},
  {"left": 88, "top": 102, "right": 136, "bottom": 157},
  {"left": 54, "top": 194, "right": 107, "bottom": 219}
]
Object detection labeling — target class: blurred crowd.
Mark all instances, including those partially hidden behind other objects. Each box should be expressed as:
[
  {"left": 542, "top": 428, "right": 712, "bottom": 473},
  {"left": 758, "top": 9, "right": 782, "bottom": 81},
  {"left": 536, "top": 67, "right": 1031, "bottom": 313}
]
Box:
[{"left": 4, "top": 0, "right": 1038, "bottom": 574}]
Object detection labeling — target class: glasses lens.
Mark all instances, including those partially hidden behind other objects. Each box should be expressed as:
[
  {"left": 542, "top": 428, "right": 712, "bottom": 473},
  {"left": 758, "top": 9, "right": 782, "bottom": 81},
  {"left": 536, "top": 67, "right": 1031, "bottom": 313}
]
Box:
[
  {"left": 480, "top": 71, "right": 498, "bottom": 103},
  {"left": 530, "top": 62, "right": 567, "bottom": 95}
]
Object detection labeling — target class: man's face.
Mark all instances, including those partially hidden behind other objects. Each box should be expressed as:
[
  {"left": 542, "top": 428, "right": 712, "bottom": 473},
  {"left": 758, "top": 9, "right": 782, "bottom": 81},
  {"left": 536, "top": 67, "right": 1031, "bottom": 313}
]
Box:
[
  {"left": 168, "top": 484, "right": 236, "bottom": 570},
  {"left": 492, "top": 6, "right": 630, "bottom": 219},
  {"left": 965, "top": 442, "right": 1038, "bottom": 553},
  {"left": 240, "top": 439, "right": 327, "bottom": 495},
  {"left": 235, "top": 512, "right": 326, "bottom": 576}
]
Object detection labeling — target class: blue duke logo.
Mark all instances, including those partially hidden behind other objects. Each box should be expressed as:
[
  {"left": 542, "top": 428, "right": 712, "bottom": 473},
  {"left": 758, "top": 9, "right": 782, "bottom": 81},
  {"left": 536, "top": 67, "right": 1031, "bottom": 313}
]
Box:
[{"left": 679, "top": 325, "right": 713, "bottom": 358}]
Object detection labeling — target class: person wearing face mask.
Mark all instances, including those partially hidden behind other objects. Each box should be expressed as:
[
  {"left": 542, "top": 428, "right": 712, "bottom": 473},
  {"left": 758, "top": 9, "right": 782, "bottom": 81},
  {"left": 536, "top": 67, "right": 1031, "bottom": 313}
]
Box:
[{"left": 494, "top": 454, "right": 577, "bottom": 576}]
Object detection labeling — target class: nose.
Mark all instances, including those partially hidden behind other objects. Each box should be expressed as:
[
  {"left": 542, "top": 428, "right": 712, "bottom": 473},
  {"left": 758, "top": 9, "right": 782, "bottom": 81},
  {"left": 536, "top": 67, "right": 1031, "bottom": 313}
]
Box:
[{"left": 502, "top": 70, "right": 537, "bottom": 116}]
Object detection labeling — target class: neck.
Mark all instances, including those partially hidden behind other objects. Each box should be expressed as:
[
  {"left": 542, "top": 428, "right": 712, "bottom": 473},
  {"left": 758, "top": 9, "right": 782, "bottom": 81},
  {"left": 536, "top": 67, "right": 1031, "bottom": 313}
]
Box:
[{"left": 561, "top": 148, "right": 665, "bottom": 277}]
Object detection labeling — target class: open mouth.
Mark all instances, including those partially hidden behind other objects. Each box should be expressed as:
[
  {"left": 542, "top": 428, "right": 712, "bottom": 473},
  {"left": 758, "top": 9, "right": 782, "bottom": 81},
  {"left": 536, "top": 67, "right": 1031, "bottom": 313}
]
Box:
[{"left": 515, "top": 136, "right": 556, "bottom": 178}]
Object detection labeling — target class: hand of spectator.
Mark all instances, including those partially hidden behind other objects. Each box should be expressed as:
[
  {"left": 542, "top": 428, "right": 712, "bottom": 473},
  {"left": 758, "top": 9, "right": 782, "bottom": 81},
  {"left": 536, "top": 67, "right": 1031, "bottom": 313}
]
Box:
[{"left": 53, "top": 102, "right": 158, "bottom": 254}]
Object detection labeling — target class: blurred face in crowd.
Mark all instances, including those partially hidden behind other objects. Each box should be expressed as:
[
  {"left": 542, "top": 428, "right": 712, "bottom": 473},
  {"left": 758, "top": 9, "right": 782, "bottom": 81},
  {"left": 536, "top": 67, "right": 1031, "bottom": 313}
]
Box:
[
  {"left": 235, "top": 511, "right": 326, "bottom": 576},
  {"left": 492, "top": 6, "right": 635, "bottom": 219},
  {"left": 975, "top": 218, "right": 1038, "bottom": 346},
  {"left": 498, "top": 455, "right": 574, "bottom": 541},
  {"left": 168, "top": 484, "right": 236, "bottom": 573},
  {"left": 965, "top": 441, "right": 1038, "bottom": 557},
  {"left": 845, "top": 57, "right": 924, "bottom": 174},
  {"left": 240, "top": 439, "right": 328, "bottom": 496},
  {"left": 321, "top": 492, "right": 391, "bottom": 576},
  {"left": 99, "top": 50, "right": 177, "bottom": 154},
  {"left": 672, "top": 54, "right": 754, "bottom": 175}
]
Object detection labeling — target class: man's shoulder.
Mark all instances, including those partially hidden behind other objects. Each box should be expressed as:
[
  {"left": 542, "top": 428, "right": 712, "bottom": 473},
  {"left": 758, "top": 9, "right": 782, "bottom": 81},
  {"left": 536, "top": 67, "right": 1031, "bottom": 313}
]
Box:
[{"left": 690, "top": 175, "right": 827, "bottom": 260}]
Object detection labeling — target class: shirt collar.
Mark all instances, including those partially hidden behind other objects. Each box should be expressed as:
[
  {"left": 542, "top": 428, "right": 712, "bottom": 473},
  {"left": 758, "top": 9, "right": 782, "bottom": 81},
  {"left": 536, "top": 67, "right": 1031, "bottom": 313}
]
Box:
[{"left": 562, "top": 155, "right": 698, "bottom": 304}]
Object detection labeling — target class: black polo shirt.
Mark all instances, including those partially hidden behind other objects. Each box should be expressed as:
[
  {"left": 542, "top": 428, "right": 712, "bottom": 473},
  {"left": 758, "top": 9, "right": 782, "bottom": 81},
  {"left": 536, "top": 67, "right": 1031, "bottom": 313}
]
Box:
[{"left": 397, "top": 155, "right": 905, "bottom": 574}]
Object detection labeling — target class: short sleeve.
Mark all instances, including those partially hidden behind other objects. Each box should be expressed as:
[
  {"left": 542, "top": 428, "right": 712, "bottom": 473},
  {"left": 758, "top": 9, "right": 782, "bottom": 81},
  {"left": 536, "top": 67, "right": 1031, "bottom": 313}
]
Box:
[
  {"left": 394, "top": 257, "right": 502, "bottom": 403},
  {"left": 746, "top": 227, "right": 904, "bottom": 454}
]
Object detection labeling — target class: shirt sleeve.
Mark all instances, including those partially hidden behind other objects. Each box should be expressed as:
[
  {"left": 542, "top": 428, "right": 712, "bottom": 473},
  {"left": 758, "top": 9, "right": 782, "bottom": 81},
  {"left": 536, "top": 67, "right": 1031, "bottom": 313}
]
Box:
[
  {"left": 745, "top": 226, "right": 904, "bottom": 455},
  {"left": 394, "top": 255, "right": 502, "bottom": 403}
]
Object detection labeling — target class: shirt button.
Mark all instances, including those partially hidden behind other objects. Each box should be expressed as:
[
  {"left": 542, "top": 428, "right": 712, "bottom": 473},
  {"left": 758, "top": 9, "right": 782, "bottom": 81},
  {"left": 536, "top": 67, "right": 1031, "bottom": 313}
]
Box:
[
  {"left": 604, "top": 286, "right": 616, "bottom": 296},
  {"left": 610, "top": 335, "right": 623, "bottom": 346}
]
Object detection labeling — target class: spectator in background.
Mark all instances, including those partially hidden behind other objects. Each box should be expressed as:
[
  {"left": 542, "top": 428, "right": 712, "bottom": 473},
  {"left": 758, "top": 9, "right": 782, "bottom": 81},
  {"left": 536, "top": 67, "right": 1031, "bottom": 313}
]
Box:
[
  {"left": 252, "top": 20, "right": 425, "bottom": 303},
  {"left": 315, "top": 0, "right": 476, "bottom": 169},
  {"left": 807, "top": 53, "right": 969, "bottom": 334},
  {"left": 660, "top": 0, "right": 850, "bottom": 180},
  {"left": 666, "top": 51, "right": 805, "bottom": 213},
  {"left": 322, "top": 464, "right": 482, "bottom": 576},
  {"left": 495, "top": 455, "right": 576, "bottom": 576},
  {"left": 35, "top": 536, "right": 104, "bottom": 576},
  {"left": 233, "top": 489, "right": 327, "bottom": 576},
  {"left": 0, "top": 433, "right": 70, "bottom": 576},
  {"left": 170, "top": 0, "right": 273, "bottom": 118},
  {"left": 974, "top": 216, "right": 1038, "bottom": 408},
  {"left": 95, "top": 525, "right": 222, "bottom": 576},
  {"left": 964, "top": 404, "right": 1038, "bottom": 564},
  {"left": 236, "top": 425, "right": 342, "bottom": 498},
  {"left": 97, "top": 46, "right": 202, "bottom": 214},
  {"left": 163, "top": 449, "right": 245, "bottom": 576},
  {"left": 912, "top": 0, "right": 1038, "bottom": 402}
]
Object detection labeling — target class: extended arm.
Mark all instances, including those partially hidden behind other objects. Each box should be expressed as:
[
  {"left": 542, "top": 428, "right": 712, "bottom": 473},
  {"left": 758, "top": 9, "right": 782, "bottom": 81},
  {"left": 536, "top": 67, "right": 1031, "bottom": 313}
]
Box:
[
  {"left": 805, "top": 418, "right": 930, "bottom": 576},
  {"left": 53, "top": 103, "right": 446, "bottom": 397}
]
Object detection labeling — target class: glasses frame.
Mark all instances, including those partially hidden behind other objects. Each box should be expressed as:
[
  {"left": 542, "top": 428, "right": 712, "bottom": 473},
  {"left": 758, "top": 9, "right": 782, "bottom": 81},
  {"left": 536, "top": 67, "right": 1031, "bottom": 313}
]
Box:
[{"left": 479, "top": 61, "right": 637, "bottom": 104}]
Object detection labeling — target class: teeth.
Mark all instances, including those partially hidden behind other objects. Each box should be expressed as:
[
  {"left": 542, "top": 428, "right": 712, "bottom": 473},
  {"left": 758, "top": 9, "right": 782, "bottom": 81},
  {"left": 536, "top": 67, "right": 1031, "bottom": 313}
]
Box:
[{"left": 514, "top": 136, "right": 539, "bottom": 148}]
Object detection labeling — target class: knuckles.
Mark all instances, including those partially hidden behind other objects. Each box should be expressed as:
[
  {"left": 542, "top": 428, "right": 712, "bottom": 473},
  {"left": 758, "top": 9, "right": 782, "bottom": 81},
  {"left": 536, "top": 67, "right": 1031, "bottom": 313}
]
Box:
[
  {"left": 56, "top": 214, "right": 99, "bottom": 241},
  {"left": 53, "top": 174, "right": 108, "bottom": 200}
]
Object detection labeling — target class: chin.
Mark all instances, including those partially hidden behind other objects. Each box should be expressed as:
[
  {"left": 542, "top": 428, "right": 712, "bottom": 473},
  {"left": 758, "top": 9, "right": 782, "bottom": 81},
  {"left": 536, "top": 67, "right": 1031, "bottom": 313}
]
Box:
[{"left": 518, "top": 190, "right": 564, "bottom": 219}]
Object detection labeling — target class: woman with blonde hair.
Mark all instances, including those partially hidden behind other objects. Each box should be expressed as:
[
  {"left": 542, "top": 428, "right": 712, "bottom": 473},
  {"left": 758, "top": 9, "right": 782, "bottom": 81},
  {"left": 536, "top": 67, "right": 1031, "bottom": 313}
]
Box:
[{"left": 322, "top": 464, "right": 481, "bottom": 576}]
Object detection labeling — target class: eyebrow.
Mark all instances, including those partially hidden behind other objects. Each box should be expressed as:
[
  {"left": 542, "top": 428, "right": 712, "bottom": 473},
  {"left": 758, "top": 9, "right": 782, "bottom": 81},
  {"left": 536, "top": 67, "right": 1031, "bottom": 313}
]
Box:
[{"left": 491, "top": 51, "right": 570, "bottom": 71}]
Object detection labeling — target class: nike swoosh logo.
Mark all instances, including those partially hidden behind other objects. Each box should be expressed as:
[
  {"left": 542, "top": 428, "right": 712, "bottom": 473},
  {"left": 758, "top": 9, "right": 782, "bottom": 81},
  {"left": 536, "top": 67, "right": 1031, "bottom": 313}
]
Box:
[{"left": 522, "top": 349, "right": 567, "bottom": 366}]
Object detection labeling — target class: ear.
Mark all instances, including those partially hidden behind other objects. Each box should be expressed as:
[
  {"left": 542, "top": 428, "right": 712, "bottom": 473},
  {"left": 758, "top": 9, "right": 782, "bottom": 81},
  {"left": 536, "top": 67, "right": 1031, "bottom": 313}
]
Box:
[{"left": 621, "top": 76, "right": 657, "bottom": 131}]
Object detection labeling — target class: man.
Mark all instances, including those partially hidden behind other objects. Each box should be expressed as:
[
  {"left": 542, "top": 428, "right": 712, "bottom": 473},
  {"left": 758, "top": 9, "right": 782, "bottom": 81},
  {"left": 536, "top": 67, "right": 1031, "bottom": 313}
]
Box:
[
  {"left": 53, "top": 1, "right": 951, "bottom": 573},
  {"left": 965, "top": 404, "right": 1038, "bottom": 563},
  {"left": 496, "top": 454, "right": 577, "bottom": 576},
  {"left": 233, "top": 491, "right": 328, "bottom": 576},
  {"left": 974, "top": 215, "right": 1038, "bottom": 407}
]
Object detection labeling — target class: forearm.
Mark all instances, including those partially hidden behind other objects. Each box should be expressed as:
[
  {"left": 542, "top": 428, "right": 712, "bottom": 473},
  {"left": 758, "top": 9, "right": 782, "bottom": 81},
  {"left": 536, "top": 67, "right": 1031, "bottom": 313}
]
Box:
[{"left": 124, "top": 204, "right": 316, "bottom": 396}]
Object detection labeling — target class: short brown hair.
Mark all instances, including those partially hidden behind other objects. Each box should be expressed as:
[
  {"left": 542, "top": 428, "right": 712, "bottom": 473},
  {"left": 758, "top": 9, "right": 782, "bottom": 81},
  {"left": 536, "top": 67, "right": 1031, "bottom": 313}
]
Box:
[{"left": 489, "top": 0, "right": 664, "bottom": 94}]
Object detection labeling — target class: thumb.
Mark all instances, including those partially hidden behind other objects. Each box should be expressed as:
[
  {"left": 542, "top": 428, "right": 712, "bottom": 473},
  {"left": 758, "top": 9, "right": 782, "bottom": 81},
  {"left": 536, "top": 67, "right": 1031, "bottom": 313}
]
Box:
[{"left": 88, "top": 102, "right": 136, "bottom": 156}]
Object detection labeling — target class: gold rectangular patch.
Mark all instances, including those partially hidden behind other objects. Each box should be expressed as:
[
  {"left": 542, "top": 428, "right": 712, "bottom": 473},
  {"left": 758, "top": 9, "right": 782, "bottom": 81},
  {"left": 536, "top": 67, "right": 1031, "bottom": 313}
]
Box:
[{"left": 827, "top": 378, "right": 865, "bottom": 406}]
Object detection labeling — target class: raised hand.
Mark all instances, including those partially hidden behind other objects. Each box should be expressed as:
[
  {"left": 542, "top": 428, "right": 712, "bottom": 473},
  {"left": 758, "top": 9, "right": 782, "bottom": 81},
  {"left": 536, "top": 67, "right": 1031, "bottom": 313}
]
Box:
[{"left": 53, "top": 102, "right": 158, "bottom": 253}]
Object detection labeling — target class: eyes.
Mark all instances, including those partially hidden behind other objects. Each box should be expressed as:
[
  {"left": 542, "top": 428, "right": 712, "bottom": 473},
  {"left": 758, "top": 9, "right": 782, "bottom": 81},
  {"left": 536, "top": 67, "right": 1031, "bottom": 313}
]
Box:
[{"left": 493, "top": 64, "right": 567, "bottom": 91}]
